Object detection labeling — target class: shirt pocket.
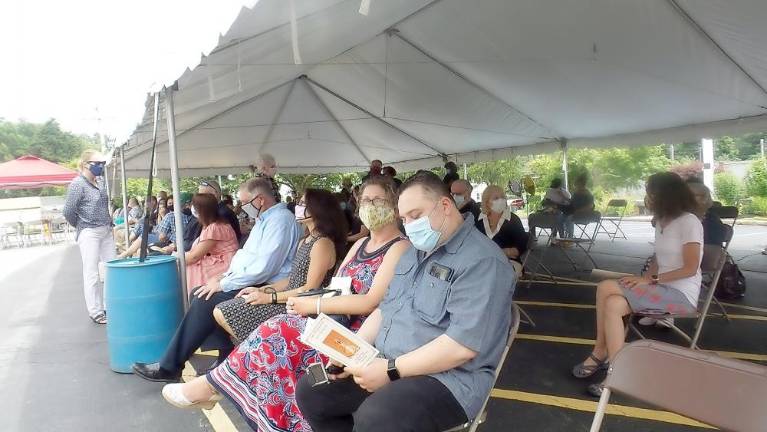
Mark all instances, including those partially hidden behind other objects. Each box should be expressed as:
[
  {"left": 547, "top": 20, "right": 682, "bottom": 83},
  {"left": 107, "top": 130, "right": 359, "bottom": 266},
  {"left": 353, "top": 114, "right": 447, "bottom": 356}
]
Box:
[
  {"left": 413, "top": 275, "right": 450, "bottom": 324},
  {"left": 382, "top": 260, "right": 415, "bottom": 307}
]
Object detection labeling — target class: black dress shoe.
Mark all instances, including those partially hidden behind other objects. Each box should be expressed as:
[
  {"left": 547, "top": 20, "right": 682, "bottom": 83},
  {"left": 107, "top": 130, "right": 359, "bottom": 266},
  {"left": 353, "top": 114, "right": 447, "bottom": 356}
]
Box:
[{"left": 132, "top": 362, "right": 181, "bottom": 383}]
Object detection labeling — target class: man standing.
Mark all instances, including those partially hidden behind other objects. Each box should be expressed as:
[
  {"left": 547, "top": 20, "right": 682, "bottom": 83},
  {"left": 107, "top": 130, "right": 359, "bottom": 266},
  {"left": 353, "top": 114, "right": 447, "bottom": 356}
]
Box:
[
  {"left": 361, "top": 159, "right": 383, "bottom": 183},
  {"left": 132, "top": 177, "right": 301, "bottom": 382},
  {"left": 442, "top": 161, "right": 460, "bottom": 187},
  {"left": 296, "top": 171, "right": 516, "bottom": 432},
  {"left": 450, "top": 179, "right": 481, "bottom": 222}
]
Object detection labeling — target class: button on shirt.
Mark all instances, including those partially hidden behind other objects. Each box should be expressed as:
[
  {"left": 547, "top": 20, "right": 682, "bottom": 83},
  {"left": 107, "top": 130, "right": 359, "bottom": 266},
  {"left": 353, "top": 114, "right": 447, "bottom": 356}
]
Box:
[
  {"left": 219, "top": 203, "right": 302, "bottom": 292},
  {"left": 375, "top": 216, "right": 516, "bottom": 419},
  {"left": 63, "top": 175, "right": 113, "bottom": 240}
]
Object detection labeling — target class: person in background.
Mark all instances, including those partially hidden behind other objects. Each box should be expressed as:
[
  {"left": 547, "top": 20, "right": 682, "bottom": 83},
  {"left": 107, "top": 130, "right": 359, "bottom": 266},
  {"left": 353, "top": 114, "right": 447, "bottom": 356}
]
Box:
[
  {"left": 561, "top": 174, "right": 595, "bottom": 238},
  {"left": 198, "top": 180, "right": 242, "bottom": 243},
  {"left": 543, "top": 178, "right": 571, "bottom": 210},
  {"left": 572, "top": 172, "right": 702, "bottom": 397},
  {"left": 184, "top": 193, "right": 239, "bottom": 295},
  {"left": 450, "top": 179, "right": 481, "bottom": 222},
  {"left": 443, "top": 161, "right": 460, "bottom": 187},
  {"left": 63, "top": 150, "right": 115, "bottom": 325},
  {"left": 476, "top": 185, "right": 528, "bottom": 275},
  {"left": 382, "top": 166, "right": 403, "bottom": 191},
  {"left": 529, "top": 178, "right": 571, "bottom": 240},
  {"left": 221, "top": 194, "right": 235, "bottom": 212},
  {"left": 131, "top": 177, "right": 301, "bottom": 383},
  {"left": 285, "top": 195, "right": 295, "bottom": 213},
  {"left": 361, "top": 159, "right": 383, "bottom": 183},
  {"left": 116, "top": 196, "right": 162, "bottom": 259},
  {"left": 257, "top": 153, "right": 281, "bottom": 202},
  {"left": 160, "top": 177, "right": 408, "bottom": 432},
  {"left": 296, "top": 171, "right": 515, "bottom": 432},
  {"left": 150, "top": 192, "right": 195, "bottom": 254},
  {"left": 158, "top": 191, "right": 169, "bottom": 203}
]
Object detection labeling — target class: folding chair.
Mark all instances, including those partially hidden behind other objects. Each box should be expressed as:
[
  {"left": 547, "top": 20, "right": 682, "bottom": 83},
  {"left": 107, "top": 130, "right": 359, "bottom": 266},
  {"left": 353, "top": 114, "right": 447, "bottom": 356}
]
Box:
[
  {"left": 596, "top": 199, "right": 628, "bottom": 241},
  {"left": 444, "top": 304, "right": 521, "bottom": 432},
  {"left": 709, "top": 205, "right": 738, "bottom": 228},
  {"left": 590, "top": 340, "right": 767, "bottom": 432},
  {"left": 627, "top": 225, "right": 734, "bottom": 349},
  {"left": 1, "top": 222, "right": 23, "bottom": 248}
]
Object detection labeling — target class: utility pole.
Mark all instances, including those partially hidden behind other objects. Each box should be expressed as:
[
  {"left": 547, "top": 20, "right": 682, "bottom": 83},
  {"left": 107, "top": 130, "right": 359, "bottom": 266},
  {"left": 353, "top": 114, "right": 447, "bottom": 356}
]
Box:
[
  {"left": 760, "top": 138, "right": 764, "bottom": 159},
  {"left": 670, "top": 143, "right": 675, "bottom": 161}
]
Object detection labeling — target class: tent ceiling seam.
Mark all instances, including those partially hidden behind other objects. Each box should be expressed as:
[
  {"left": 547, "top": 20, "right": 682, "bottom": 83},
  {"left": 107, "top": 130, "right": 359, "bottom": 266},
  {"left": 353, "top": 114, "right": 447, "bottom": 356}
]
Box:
[
  {"left": 300, "top": 78, "right": 372, "bottom": 164},
  {"left": 303, "top": 75, "right": 448, "bottom": 158},
  {"left": 388, "top": 29, "right": 561, "bottom": 138},
  {"left": 666, "top": 0, "right": 767, "bottom": 105},
  {"left": 258, "top": 79, "right": 299, "bottom": 155}
]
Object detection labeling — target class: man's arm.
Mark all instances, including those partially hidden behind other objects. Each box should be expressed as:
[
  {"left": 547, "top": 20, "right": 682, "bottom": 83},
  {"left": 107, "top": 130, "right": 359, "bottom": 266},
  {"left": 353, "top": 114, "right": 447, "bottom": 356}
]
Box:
[
  {"left": 395, "top": 334, "right": 476, "bottom": 378},
  {"left": 220, "top": 216, "right": 298, "bottom": 292}
]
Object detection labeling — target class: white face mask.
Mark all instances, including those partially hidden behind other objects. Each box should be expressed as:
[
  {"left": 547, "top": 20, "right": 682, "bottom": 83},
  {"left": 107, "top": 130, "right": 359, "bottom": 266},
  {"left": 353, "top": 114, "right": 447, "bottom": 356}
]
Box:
[
  {"left": 243, "top": 201, "right": 260, "bottom": 219},
  {"left": 191, "top": 206, "right": 199, "bottom": 219},
  {"left": 491, "top": 198, "right": 507, "bottom": 214}
]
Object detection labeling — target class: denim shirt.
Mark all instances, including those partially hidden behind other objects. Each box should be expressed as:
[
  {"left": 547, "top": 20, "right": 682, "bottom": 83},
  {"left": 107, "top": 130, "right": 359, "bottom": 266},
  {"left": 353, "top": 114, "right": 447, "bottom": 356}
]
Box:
[{"left": 375, "top": 216, "right": 516, "bottom": 419}]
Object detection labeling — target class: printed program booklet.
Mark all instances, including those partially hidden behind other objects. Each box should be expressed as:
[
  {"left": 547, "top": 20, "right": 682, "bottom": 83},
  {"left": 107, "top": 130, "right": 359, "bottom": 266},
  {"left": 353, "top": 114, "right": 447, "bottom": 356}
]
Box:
[{"left": 300, "top": 313, "right": 379, "bottom": 368}]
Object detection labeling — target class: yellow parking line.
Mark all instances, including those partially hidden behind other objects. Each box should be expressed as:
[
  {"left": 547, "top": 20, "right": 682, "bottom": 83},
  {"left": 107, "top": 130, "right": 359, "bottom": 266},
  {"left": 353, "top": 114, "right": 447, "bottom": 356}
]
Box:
[
  {"left": 491, "top": 389, "right": 714, "bottom": 429},
  {"left": 517, "top": 333, "right": 767, "bottom": 362},
  {"left": 182, "top": 362, "right": 239, "bottom": 432},
  {"left": 516, "top": 300, "right": 767, "bottom": 321}
]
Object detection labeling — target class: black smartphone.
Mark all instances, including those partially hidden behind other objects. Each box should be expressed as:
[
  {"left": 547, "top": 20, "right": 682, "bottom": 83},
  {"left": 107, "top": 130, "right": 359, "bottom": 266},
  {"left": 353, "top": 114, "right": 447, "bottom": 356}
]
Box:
[
  {"left": 326, "top": 364, "right": 345, "bottom": 375},
  {"left": 307, "top": 362, "right": 330, "bottom": 387}
]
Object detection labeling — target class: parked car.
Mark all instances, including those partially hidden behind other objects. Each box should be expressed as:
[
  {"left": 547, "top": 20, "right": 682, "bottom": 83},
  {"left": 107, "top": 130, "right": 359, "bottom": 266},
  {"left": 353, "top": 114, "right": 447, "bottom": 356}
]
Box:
[{"left": 509, "top": 198, "right": 525, "bottom": 210}]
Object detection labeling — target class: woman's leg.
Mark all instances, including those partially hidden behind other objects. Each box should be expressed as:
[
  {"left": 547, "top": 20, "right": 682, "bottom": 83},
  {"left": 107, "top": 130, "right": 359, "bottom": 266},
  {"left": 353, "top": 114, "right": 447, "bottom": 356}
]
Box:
[
  {"left": 212, "top": 307, "right": 236, "bottom": 338},
  {"left": 586, "top": 280, "right": 623, "bottom": 364},
  {"left": 604, "top": 294, "right": 632, "bottom": 361}
]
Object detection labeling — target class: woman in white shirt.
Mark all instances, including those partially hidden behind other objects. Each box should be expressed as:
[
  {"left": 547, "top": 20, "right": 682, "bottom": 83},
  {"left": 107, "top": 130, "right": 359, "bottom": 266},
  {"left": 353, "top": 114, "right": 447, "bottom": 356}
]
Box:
[{"left": 571, "top": 172, "right": 703, "bottom": 397}]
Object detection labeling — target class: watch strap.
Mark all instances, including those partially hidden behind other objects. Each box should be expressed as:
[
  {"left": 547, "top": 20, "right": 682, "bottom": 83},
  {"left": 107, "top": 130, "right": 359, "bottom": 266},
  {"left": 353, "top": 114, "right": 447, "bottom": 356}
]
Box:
[{"left": 387, "top": 358, "right": 401, "bottom": 381}]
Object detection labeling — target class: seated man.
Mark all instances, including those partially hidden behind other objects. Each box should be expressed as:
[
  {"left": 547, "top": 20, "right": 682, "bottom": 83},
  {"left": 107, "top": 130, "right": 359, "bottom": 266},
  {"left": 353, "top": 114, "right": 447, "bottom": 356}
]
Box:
[
  {"left": 296, "top": 171, "right": 516, "bottom": 432},
  {"left": 450, "top": 179, "right": 481, "bottom": 222},
  {"left": 132, "top": 177, "right": 301, "bottom": 382},
  {"left": 150, "top": 193, "right": 195, "bottom": 254}
]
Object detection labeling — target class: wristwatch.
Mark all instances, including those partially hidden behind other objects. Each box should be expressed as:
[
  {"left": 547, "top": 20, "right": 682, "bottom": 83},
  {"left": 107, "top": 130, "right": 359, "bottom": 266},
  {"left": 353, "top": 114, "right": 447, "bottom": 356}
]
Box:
[
  {"left": 650, "top": 274, "right": 659, "bottom": 285},
  {"left": 386, "top": 358, "right": 401, "bottom": 381}
]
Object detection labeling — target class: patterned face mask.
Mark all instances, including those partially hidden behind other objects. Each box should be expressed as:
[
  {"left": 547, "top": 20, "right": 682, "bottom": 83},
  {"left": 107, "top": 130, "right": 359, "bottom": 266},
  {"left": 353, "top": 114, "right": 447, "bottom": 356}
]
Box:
[{"left": 358, "top": 204, "right": 396, "bottom": 231}]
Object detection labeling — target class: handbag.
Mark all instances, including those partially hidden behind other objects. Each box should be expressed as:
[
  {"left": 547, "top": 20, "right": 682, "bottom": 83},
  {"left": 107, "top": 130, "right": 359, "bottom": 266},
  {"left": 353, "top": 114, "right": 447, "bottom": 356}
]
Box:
[{"left": 714, "top": 253, "right": 746, "bottom": 299}]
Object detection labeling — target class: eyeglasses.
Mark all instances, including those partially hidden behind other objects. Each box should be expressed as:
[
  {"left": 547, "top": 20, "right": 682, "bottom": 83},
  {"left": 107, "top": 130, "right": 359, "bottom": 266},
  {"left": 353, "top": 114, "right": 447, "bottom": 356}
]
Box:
[
  {"left": 358, "top": 198, "right": 389, "bottom": 207},
  {"left": 87, "top": 161, "right": 106, "bottom": 166}
]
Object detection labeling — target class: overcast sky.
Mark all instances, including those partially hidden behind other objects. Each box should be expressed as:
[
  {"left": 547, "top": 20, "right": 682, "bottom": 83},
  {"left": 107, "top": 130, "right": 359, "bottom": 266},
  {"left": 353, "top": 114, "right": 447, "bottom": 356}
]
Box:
[{"left": 0, "top": 0, "right": 255, "bottom": 142}]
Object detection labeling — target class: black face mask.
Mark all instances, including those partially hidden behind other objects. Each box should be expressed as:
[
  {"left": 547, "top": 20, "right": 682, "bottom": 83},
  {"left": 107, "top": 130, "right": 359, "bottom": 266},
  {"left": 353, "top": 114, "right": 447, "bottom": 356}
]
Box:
[{"left": 166, "top": 205, "right": 174, "bottom": 213}]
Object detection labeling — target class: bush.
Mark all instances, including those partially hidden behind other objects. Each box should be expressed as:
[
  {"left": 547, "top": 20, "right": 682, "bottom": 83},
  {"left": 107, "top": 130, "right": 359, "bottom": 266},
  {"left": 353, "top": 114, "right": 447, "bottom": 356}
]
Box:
[
  {"left": 714, "top": 173, "right": 743, "bottom": 206},
  {"left": 745, "top": 159, "right": 767, "bottom": 197},
  {"left": 743, "top": 196, "right": 767, "bottom": 217}
]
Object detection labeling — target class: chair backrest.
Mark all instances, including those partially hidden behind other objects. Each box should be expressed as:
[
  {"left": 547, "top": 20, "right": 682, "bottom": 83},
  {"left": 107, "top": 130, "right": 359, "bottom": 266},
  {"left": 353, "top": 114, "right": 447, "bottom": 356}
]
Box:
[
  {"left": 604, "top": 340, "right": 767, "bottom": 431},
  {"left": 709, "top": 206, "right": 739, "bottom": 227},
  {"left": 466, "top": 303, "right": 521, "bottom": 432},
  {"left": 572, "top": 210, "right": 601, "bottom": 225},
  {"left": 607, "top": 199, "right": 627, "bottom": 208},
  {"left": 604, "top": 199, "right": 627, "bottom": 217}
]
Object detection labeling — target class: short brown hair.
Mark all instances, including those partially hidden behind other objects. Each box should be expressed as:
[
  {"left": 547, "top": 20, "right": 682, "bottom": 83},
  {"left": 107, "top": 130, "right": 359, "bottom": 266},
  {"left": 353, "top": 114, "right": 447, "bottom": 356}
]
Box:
[
  {"left": 399, "top": 170, "right": 450, "bottom": 201},
  {"left": 360, "top": 175, "right": 398, "bottom": 206},
  {"left": 192, "top": 193, "right": 221, "bottom": 226}
]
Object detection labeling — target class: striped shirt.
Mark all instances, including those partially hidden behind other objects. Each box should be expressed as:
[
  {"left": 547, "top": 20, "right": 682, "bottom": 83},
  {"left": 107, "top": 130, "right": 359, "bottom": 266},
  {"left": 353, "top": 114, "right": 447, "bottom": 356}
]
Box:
[{"left": 63, "top": 175, "right": 112, "bottom": 239}]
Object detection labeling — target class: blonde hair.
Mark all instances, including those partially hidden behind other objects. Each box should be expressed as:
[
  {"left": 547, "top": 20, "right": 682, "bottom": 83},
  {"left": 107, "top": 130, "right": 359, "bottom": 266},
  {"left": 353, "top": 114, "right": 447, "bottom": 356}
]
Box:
[
  {"left": 79, "top": 149, "right": 99, "bottom": 170},
  {"left": 481, "top": 185, "right": 505, "bottom": 214}
]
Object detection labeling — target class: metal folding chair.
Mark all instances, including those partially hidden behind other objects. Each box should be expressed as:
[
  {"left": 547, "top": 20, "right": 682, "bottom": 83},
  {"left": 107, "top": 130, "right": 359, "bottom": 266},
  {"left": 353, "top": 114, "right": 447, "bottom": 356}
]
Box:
[
  {"left": 596, "top": 199, "right": 628, "bottom": 241},
  {"left": 590, "top": 340, "right": 767, "bottom": 432},
  {"left": 1, "top": 222, "right": 23, "bottom": 248},
  {"left": 444, "top": 304, "right": 521, "bottom": 432},
  {"left": 627, "top": 225, "right": 734, "bottom": 349},
  {"left": 709, "top": 205, "right": 738, "bottom": 228}
]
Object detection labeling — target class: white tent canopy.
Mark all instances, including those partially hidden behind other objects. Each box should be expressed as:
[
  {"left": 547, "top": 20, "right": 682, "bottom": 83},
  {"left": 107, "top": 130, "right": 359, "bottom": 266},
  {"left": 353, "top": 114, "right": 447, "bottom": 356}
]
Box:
[{"left": 120, "top": 0, "right": 767, "bottom": 177}]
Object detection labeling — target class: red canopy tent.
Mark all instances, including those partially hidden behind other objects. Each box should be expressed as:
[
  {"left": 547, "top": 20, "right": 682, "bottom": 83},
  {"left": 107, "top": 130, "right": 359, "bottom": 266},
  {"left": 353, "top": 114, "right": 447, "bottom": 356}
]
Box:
[{"left": 0, "top": 155, "right": 78, "bottom": 190}]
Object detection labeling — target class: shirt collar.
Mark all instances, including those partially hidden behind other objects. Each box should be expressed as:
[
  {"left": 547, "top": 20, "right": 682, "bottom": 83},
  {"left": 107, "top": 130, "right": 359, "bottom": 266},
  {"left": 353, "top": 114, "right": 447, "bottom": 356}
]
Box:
[
  {"left": 258, "top": 202, "right": 286, "bottom": 221},
  {"left": 442, "top": 214, "right": 475, "bottom": 255}
]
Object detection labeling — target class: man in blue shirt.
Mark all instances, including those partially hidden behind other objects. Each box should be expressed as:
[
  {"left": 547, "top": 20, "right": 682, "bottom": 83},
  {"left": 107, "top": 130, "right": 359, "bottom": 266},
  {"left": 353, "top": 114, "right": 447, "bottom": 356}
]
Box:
[
  {"left": 296, "top": 171, "right": 516, "bottom": 432},
  {"left": 132, "top": 177, "right": 301, "bottom": 382}
]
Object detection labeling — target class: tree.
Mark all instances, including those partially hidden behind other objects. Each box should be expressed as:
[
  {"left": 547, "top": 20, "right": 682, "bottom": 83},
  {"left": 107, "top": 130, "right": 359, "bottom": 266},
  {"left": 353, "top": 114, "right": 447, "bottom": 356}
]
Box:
[
  {"left": 715, "top": 136, "right": 739, "bottom": 160},
  {"left": 466, "top": 159, "right": 525, "bottom": 188},
  {"left": 745, "top": 159, "right": 767, "bottom": 198},
  {"left": 714, "top": 173, "right": 743, "bottom": 205}
]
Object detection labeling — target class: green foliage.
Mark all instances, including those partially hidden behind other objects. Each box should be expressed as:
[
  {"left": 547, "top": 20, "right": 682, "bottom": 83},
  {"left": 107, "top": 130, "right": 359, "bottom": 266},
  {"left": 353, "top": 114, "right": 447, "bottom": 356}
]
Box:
[
  {"left": 716, "top": 136, "right": 739, "bottom": 160},
  {"left": 745, "top": 159, "right": 767, "bottom": 197},
  {"left": 276, "top": 173, "right": 358, "bottom": 197},
  {"left": 743, "top": 196, "right": 767, "bottom": 217},
  {"left": 466, "top": 159, "right": 524, "bottom": 188},
  {"left": 714, "top": 173, "right": 743, "bottom": 205}
]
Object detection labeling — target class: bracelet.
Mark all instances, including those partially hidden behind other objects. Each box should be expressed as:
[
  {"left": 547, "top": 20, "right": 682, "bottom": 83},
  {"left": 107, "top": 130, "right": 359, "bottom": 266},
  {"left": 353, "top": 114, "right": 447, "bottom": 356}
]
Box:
[
  {"left": 316, "top": 297, "right": 321, "bottom": 315},
  {"left": 271, "top": 292, "right": 278, "bottom": 304},
  {"left": 263, "top": 287, "right": 277, "bottom": 304}
]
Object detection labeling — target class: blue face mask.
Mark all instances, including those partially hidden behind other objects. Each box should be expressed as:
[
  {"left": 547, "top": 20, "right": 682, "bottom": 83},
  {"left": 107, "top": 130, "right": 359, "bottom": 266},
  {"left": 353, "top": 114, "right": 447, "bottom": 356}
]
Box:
[
  {"left": 88, "top": 162, "right": 104, "bottom": 177},
  {"left": 404, "top": 204, "right": 444, "bottom": 252}
]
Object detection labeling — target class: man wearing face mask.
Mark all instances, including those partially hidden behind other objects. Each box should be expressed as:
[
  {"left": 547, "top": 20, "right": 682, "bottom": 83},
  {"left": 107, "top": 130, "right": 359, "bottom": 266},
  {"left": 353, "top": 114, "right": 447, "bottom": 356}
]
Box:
[
  {"left": 296, "top": 171, "right": 516, "bottom": 432},
  {"left": 63, "top": 150, "right": 115, "bottom": 325},
  {"left": 450, "top": 179, "right": 481, "bottom": 223},
  {"left": 132, "top": 177, "right": 302, "bottom": 383}
]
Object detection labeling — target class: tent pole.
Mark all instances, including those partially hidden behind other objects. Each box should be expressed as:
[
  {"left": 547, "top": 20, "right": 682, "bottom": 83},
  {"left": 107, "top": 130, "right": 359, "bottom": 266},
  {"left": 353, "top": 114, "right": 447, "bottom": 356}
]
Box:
[
  {"left": 304, "top": 76, "right": 447, "bottom": 158},
  {"left": 119, "top": 147, "right": 130, "bottom": 248},
  {"left": 561, "top": 139, "right": 569, "bottom": 191},
  {"left": 164, "top": 84, "right": 189, "bottom": 308},
  {"left": 301, "top": 78, "right": 371, "bottom": 164}
]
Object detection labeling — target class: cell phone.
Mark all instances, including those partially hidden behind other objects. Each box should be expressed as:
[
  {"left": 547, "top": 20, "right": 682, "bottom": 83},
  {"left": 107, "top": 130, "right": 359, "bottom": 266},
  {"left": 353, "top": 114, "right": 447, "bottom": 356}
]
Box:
[
  {"left": 307, "top": 362, "right": 330, "bottom": 387},
  {"left": 326, "top": 364, "right": 345, "bottom": 375}
]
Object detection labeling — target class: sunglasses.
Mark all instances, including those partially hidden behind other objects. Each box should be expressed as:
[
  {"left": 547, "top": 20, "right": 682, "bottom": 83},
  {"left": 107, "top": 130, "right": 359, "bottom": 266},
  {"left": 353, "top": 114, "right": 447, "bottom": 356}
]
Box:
[{"left": 199, "top": 181, "right": 221, "bottom": 193}]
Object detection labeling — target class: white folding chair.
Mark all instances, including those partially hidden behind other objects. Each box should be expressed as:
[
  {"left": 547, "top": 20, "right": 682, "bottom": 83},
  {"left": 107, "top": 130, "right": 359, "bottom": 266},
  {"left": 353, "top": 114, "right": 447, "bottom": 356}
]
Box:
[
  {"left": 596, "top": 199, "right": 628, "bottom": 241},
  {"left": 628, "top": 225, "right": 734, "bottom": 349},
  {"left": 590, "top": 340, "right": 767, "bottom": 432},
  {"left": 444, "top": 304, "right": 521, "bottom": 432}
]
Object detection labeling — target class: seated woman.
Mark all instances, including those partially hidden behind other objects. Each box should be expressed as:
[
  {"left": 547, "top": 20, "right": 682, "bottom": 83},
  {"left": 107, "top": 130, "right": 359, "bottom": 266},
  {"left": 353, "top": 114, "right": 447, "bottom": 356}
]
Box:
[
  {"left": 161, "top": 177, "right": 410, "bottom": 432},
  {"left": 572, "top": 172, "right": 702, "bottom": 397},
  {"left": 475, "top": 185, "right": 527, "bottom": 275},
  {"left": 213, "top": 188, "right": 348, "bottom": 343},
  {"left": 529, "top": 178, "right": 571, "bottom": 239},
  {"left": 561, "top": 174, "right": 595, "bottom": 238},
  {"left": 184, "top": 193, "right": 239, "bottom": 295}
]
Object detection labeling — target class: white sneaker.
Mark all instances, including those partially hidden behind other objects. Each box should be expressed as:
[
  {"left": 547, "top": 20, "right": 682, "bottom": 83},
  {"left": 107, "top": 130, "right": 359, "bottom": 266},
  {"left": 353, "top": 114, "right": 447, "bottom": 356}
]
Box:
[{"left": 638, "top": 317, "right": 657, "bottom": 326}]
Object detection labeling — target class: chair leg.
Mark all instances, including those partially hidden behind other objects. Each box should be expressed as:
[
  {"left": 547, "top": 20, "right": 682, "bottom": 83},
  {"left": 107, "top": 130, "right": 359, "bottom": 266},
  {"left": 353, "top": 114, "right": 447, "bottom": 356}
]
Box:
[
  {"left": 517, "top": 305, "right": 536, "bottom": 327},
  {"left": 589, "top": 387, "right": 611, "bottom": 432},
  {"left": 712, "top": 298, "right": 731, "bottom": 322}
]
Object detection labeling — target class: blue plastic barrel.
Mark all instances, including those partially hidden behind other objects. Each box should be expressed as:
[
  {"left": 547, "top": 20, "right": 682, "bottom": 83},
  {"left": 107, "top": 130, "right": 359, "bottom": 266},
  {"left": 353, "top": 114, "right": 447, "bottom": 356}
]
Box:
[{"left": 105, "top": 256, "right": 184, "bottom": 373}]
